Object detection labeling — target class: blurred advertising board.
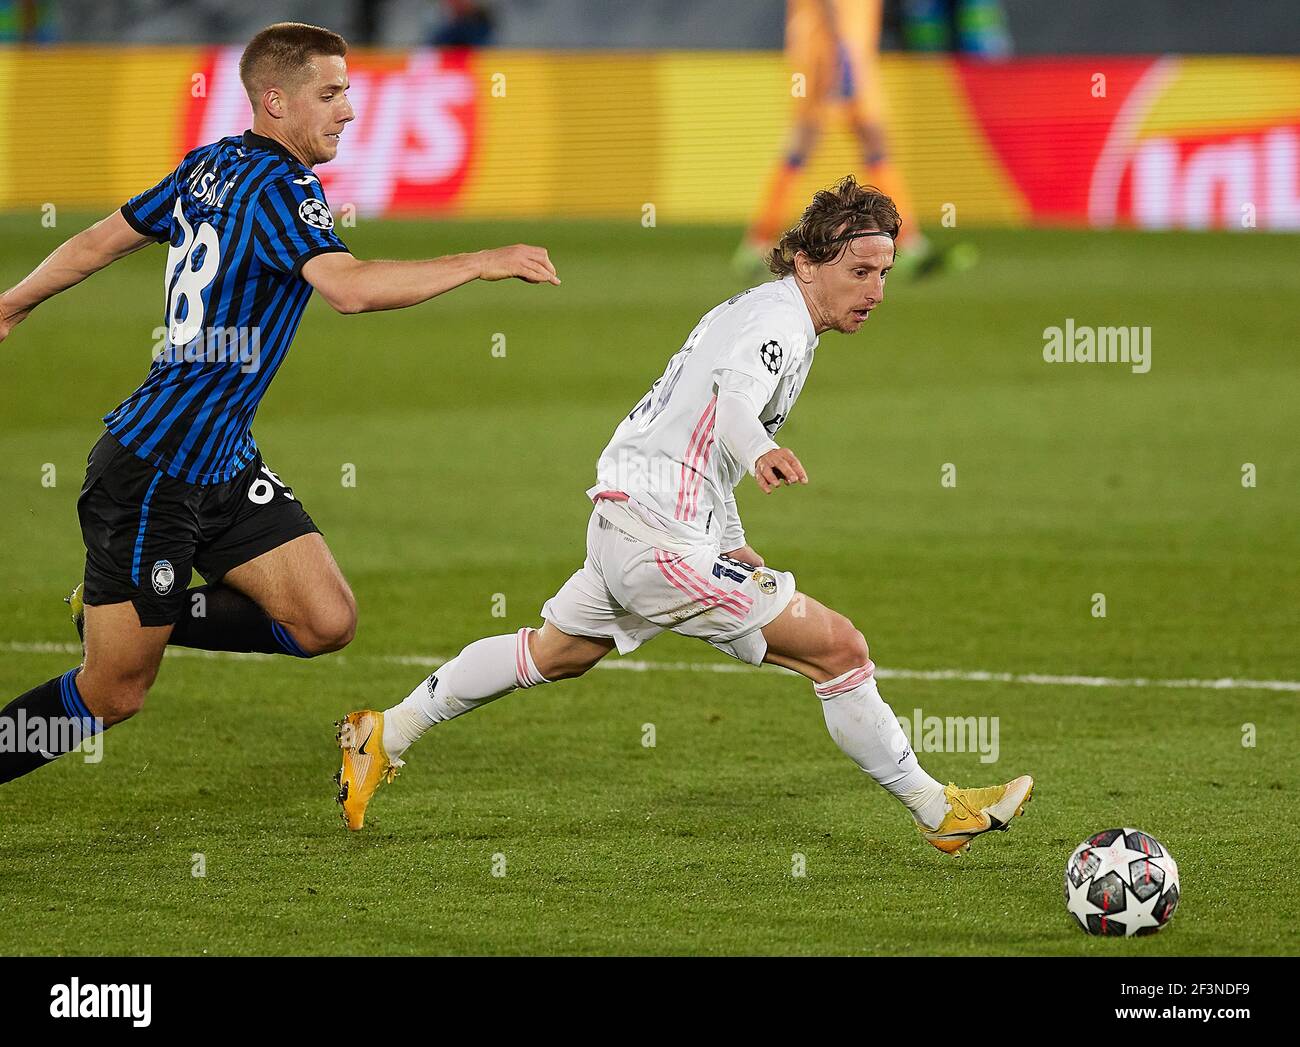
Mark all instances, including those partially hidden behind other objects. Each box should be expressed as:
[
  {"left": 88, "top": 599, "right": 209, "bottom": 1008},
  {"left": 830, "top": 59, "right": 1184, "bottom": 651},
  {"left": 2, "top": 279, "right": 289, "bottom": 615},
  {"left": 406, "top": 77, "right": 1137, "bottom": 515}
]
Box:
[{"left": 0, "top": 47, "right": 1295, "bottom": 230}]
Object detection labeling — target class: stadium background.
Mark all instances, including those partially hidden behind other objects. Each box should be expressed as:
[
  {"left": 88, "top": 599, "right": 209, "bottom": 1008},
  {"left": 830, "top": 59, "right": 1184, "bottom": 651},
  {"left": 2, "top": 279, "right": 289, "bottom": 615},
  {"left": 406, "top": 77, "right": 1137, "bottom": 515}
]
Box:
[
  {"left": 0, "top": 1, "right": 1296, "bottom": 957},
  {"left": 1, "top": 2, "right": 1298, "bottom": 229}
]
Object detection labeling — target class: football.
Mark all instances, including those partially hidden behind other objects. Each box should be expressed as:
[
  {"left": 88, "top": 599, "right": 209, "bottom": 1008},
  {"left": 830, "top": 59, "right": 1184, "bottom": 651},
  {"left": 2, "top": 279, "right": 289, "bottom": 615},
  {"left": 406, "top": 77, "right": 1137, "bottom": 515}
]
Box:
[{"left": 1065, "top": 828, "right": 1181, "bottom": 937}]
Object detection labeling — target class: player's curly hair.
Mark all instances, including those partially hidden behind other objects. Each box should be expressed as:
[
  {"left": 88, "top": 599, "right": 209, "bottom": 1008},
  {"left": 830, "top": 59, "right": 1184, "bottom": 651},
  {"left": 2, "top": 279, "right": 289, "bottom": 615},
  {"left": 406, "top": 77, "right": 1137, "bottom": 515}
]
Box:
[
  {"left": 240, "top": 23, "right": 349, "bottom": 101},
  {"left": 767, "top": 176, "right": 901, "bottom": 277}
]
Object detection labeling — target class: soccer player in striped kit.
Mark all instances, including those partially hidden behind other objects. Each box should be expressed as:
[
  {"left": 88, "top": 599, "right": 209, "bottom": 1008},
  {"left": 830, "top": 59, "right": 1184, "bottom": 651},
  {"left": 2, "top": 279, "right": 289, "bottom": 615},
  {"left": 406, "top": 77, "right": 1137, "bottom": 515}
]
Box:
[
  {"left": 343, "top": 176, "right": 1032, "bottom": 853},
  {"left": 0, "top": 22, "right": 558, "bottom": 786}
]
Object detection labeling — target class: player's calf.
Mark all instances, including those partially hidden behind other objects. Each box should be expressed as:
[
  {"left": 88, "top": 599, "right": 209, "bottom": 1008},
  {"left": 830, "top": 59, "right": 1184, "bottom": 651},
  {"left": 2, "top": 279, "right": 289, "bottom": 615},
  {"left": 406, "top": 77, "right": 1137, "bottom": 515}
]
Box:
[
  {"left": 215, "top": 534, "right": 358, "bottom": 658},
  {"left": 382, "top": 624, "right": 608, "bottom": 754},
  {"left": 0, "top": 601, "right": 166, "bottom": 784},
  {"left": 77, "top": 601, "right": 169, "bottom": 725},
  {"left": 0, "top": 669, "right": 100, "bottom": 784},
  {"left": 165, "top": 582, "right": 353, "bottom": 658},
  {"left": 762, "top": 592, "right": 1017, "bottom": 845},
  {"left": 764, "top": 594, "right": 1036, "bottom": 851},
  {"left": 528, "top": 622, "right": 613, "bottom": 681},
  {"left": 334, "top": 623, "right": 612, "bottom": 828}
]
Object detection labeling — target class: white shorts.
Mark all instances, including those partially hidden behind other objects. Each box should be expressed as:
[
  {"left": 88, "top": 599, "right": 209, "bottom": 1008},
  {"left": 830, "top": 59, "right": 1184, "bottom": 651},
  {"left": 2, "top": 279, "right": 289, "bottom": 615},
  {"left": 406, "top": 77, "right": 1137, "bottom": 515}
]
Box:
[{"left": 541, "top": 510, "right": 797, "bottom": 665}]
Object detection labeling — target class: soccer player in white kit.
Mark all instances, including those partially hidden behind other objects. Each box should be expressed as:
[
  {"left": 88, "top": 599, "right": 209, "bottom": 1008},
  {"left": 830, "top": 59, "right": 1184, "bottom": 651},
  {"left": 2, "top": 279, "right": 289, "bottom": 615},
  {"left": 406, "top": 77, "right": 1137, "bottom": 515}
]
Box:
[{"left": 336, "top": 176, "right": 1033, "bottom": 852}]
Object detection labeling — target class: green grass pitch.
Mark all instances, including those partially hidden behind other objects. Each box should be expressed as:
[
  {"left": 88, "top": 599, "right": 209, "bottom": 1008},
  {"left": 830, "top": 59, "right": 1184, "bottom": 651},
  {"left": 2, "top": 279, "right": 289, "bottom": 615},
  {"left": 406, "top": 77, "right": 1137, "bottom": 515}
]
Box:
[{"left": 0, "top": 215, "right": 1296, "bottom": 955}]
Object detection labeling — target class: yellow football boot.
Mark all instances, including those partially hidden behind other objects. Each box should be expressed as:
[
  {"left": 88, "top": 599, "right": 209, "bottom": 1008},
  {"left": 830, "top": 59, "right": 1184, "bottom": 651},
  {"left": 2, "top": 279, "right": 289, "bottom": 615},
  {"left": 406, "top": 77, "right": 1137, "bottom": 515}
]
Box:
[
  {"left": 919, "top": 775, "right": 1034, "bottom": 854},
  {"left": 334, "top": 710, "right": 402, "bottom": 830},
  {"left": 65, "top": 582, "right": 85, "bottom": 646}
]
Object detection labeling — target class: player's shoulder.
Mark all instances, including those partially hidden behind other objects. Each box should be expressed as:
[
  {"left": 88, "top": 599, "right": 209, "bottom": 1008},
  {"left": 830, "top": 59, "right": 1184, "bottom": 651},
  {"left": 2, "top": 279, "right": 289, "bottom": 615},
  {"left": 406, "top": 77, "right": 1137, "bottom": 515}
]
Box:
[
  {"left": 168, "top": 135, "right": 232, "bottom": 180},
  {"left": 175, "top": 133, "right": 302, "bottom": 189},
  {"left": 256, "top": 167, "right": 327, "bottom": 203},
  {"left": 246, "top": 164, "right": 333, "bottom": 235},
  {"left": 714, "top": 277, "right": 809, "bottom": 339},
  {"left": 183, "top": 133, "right": 246, "bottom": 166}
]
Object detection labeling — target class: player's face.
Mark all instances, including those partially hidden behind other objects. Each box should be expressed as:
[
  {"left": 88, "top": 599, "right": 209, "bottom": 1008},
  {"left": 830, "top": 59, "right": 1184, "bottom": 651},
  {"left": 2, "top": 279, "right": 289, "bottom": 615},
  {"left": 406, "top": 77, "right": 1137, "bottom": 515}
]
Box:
[
  {"left": 807, "top": 235, "right": 894, "bottom": 335},
  {"left": 283, "top": 55, "right": 354, "bottom": 166}
]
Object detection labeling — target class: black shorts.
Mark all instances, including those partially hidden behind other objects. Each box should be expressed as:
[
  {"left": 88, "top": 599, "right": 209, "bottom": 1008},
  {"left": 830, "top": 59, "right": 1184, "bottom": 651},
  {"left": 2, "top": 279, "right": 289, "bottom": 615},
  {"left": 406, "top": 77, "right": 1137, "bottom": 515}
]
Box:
[{"left": 77, "top": 431, "right": 321, "bottom": 627}]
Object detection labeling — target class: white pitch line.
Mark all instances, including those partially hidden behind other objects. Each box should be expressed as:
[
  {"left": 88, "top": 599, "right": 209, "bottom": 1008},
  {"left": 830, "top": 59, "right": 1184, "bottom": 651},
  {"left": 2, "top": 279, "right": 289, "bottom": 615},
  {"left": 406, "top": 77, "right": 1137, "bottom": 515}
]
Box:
[{"left": 2, "top": 640, "right": 1298, "bottom": 694}]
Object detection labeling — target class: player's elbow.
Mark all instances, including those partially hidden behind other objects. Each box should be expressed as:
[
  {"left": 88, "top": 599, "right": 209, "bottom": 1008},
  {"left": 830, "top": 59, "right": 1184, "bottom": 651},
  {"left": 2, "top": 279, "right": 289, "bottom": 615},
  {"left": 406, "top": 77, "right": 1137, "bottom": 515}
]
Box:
[
  {"left": 323, "top": 288, "right": 368, "bottom": 315},
  {"left": 303, "top": 253, "right": 368, "bottom": 314}
]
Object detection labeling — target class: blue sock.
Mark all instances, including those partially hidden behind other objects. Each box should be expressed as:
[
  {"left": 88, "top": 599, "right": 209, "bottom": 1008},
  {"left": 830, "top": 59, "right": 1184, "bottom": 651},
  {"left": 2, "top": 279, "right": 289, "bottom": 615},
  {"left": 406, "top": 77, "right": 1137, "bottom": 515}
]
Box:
[
  {"left": 0, "top": 669, "right": 100, "bottom": 784},
  {"left": 168, "top": 584, "right": 314, "bottom": 657}
]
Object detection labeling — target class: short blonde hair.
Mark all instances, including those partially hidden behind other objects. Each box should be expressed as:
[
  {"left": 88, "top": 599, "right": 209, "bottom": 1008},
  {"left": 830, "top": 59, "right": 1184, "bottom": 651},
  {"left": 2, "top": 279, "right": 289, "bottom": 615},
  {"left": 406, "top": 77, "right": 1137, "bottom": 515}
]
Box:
[{"left": 239, "top": 22, "right": 348, "bottom": 102}]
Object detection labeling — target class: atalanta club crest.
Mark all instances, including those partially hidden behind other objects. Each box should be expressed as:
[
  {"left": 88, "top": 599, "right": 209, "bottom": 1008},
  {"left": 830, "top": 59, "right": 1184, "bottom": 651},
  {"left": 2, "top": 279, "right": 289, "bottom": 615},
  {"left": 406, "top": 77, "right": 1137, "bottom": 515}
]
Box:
[{"left": 151, "top": 560, "right": 175, "bottom": 595}]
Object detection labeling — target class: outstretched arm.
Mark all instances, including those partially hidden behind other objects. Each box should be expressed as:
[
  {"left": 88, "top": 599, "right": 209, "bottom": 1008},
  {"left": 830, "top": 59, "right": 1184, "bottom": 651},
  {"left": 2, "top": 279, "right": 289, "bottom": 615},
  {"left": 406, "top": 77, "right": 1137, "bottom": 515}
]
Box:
[
  {"left": 0, "top": 210, "right": 154, "bottom": 344},
  {"left": 301, "top": 244, "right": 560, "bottom": 315}
]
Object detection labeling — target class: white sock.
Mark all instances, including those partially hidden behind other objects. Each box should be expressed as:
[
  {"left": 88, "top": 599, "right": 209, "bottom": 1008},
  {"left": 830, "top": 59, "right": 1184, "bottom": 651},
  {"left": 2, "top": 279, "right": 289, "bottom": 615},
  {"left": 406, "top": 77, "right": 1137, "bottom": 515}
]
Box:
[
  {"left": 814, "top": 663, "right": 949, "bottom": 830},
  {"left": 382, "top": 628, "right": 549, "bottom": 759}
]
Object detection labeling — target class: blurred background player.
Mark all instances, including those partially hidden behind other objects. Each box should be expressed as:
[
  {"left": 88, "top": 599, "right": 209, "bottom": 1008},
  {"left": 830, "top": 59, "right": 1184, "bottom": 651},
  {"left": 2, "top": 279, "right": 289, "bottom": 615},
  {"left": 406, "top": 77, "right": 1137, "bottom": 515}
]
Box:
[
  {"left": 736, "top": 0, "right": 972, "bottom": 281},
  {"left": 427, "top": 0, "right": 497, "bottom": 47},
  {"left": 899, "top": 0, "right": 1012, "bottom": 57},
  {"left": 0, "top": 0, "right": 55, "bottom": 41}
]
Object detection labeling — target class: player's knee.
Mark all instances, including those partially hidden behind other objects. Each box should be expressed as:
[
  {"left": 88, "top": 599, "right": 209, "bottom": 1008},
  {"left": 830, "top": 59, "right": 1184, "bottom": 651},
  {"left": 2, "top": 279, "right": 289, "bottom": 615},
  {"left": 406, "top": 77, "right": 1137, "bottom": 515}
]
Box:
[
  {"left": 100, "top": 686, "right": 148, "bottom": 724},
  {"left": 847, "top": 627, "right": 870, "bottom": 669},
  {"left": 823, "top": 614, "right": 870, "bottom": 678},
  {"left": 78, "top": 668, "right": 155, "bottom": 725},
  {"left": 296, "top": 599, "right": 357, "bottom": 655}
]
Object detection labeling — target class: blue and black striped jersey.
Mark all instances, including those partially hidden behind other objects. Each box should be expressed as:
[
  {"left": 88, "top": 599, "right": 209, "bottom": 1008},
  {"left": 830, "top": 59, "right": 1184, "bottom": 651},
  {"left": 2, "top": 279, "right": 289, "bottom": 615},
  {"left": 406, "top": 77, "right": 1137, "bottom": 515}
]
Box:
[{"left": 105, "top": 130, "right": 349, "bottom": 485}]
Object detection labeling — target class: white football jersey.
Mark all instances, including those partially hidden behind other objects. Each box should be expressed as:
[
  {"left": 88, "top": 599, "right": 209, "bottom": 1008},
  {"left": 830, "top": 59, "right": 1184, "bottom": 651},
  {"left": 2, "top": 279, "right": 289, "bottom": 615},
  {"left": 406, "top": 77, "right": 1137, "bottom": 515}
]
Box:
[{"left": 588, "top": 275, "right": 819, "bottom": 546}]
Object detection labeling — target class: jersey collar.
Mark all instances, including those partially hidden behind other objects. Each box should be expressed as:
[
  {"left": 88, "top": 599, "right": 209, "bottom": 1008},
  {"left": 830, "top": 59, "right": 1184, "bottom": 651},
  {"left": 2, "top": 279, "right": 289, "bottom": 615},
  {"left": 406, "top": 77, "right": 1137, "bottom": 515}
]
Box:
[{"left": 242, "top": 130, "right": 309, "bottom": 169}]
